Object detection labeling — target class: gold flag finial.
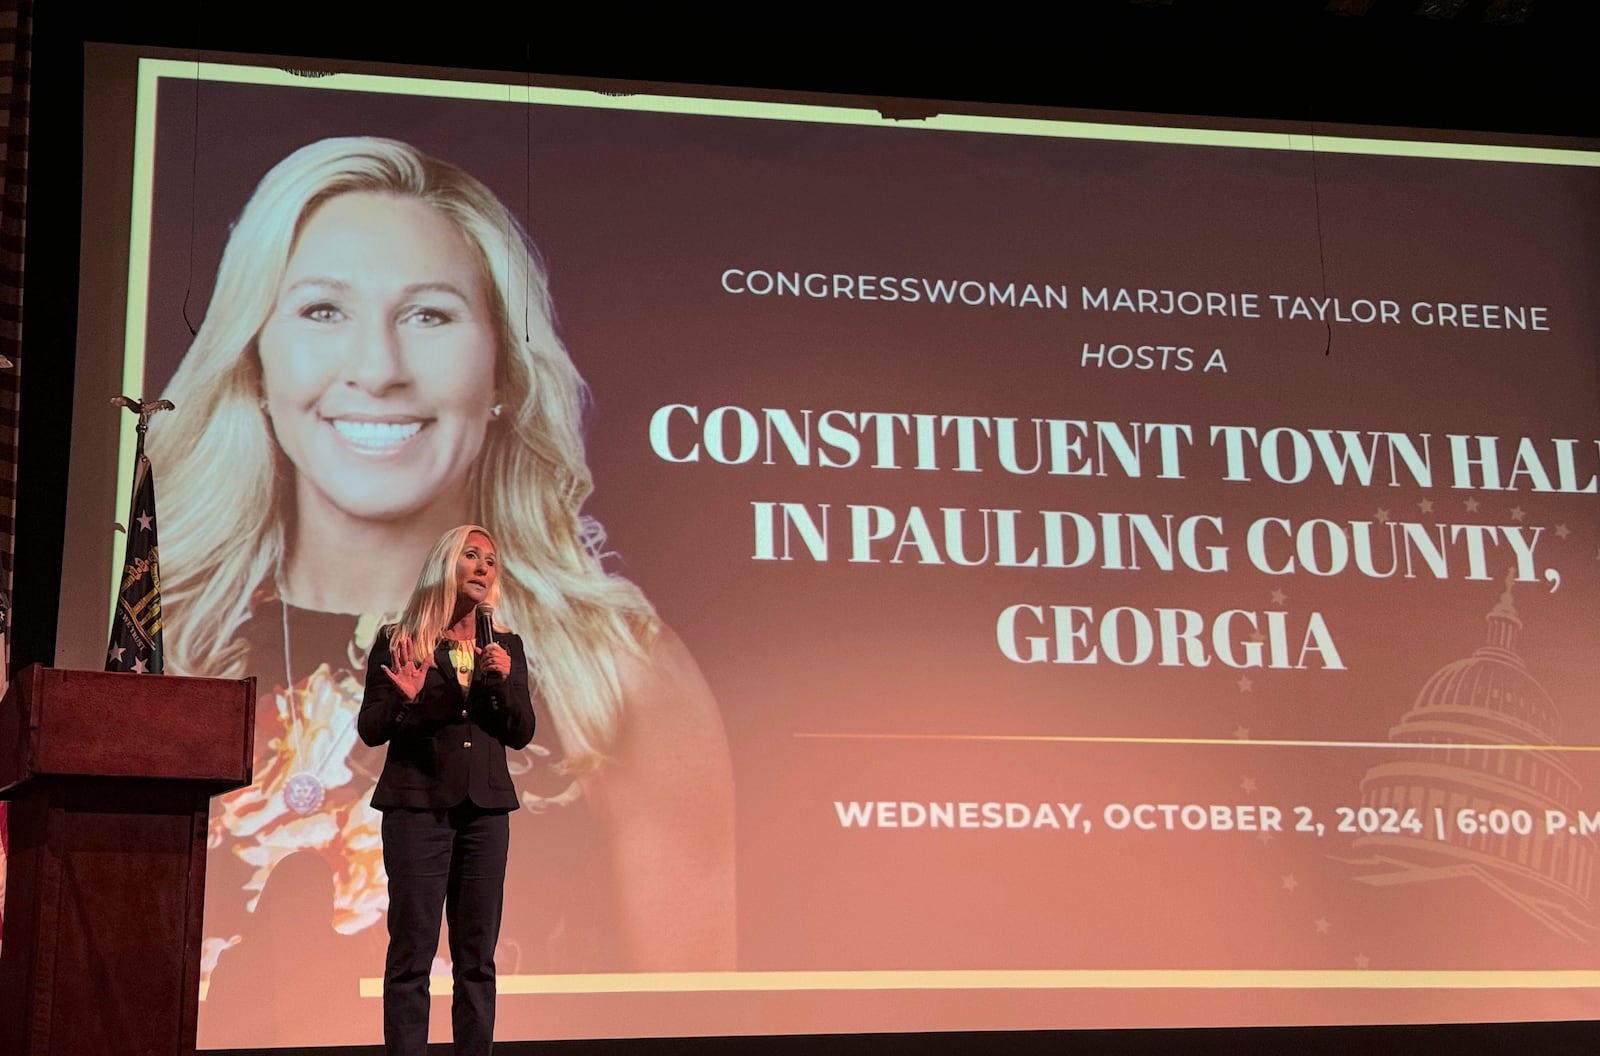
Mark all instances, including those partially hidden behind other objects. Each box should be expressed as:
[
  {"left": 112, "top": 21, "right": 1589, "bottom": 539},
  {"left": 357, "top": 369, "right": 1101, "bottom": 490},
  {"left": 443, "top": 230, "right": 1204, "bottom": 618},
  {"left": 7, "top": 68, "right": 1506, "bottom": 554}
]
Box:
[{"left": 111, "top": 395, "right": 176, "bottom": 435}]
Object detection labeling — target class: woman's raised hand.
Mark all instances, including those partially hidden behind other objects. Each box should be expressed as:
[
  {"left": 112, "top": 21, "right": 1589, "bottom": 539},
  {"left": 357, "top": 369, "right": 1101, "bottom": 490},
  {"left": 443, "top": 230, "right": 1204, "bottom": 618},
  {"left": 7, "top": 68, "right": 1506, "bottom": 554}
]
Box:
[{"left": 382, "top": 637, "right": 433, "bottom": 700}]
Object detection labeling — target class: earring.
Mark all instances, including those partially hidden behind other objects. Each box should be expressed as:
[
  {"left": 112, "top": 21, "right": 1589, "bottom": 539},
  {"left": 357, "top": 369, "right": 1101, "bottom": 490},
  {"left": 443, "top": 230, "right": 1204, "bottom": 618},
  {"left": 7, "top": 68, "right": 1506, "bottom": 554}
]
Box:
[
  {"left": 258, "top": 397, "right": 269, "bottom": 411},
  {"left": 489, "top": 404, "right": 503, "bottom": 419}
]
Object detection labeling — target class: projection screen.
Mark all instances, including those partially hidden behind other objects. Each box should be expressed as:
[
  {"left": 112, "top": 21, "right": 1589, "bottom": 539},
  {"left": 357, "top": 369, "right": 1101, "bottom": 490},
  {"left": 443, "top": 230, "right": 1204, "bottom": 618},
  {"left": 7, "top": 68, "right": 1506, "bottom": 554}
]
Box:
[{"left": 41, "top": 44, "right": 1600, "bottom": 1048}]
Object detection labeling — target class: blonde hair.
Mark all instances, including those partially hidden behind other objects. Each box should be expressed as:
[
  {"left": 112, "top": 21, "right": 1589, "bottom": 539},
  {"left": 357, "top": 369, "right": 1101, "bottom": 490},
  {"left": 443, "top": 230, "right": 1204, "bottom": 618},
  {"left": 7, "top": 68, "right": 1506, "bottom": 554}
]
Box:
[
  {"left": 388, "top": 525, "right": 500, "bottom": 660},
  {"left": 147, "top": 136, "right": 657, "bottom": 767}
]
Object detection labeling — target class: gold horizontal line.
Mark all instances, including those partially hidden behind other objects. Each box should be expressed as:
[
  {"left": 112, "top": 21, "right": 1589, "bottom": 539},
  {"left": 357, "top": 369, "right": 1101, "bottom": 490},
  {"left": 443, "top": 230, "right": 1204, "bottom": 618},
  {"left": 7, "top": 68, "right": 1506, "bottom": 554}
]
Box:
[
  {"left": 356, "top": 968, "right": 1600, "bottom": 998},
  {"left": 793, "top": 733, "right": 1600, "bottom": 752},
  {"left": 144, "top": 60, "right": 1600, "bottom": 169}
]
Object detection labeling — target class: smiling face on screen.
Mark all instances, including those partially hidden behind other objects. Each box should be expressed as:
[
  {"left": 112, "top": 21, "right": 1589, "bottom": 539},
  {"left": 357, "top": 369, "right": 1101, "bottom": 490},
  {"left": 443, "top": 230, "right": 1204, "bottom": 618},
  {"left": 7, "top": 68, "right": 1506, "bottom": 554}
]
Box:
[{"left": 256, "top": 191, "right": 500, "bottom": 526}]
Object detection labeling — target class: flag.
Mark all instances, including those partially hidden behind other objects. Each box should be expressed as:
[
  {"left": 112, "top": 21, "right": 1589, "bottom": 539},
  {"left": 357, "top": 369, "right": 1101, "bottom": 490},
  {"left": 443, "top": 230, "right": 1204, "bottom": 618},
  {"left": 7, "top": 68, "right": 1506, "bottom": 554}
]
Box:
[{"left": 106, "top": 448, "right": 163, "bottom": 674}]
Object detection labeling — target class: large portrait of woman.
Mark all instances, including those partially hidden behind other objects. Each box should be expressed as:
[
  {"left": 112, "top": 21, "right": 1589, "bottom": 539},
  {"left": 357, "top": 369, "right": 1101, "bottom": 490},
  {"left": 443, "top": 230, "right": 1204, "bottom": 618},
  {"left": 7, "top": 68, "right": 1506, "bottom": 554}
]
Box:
[{"left": 142, "top": 132, "right": 736, "bottom": 1046}]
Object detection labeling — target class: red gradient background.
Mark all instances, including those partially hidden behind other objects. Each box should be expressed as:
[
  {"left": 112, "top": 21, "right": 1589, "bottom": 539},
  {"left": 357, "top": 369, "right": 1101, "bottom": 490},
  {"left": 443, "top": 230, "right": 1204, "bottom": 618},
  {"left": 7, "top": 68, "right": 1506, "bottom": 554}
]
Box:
[{"left": 115, "top": 69, "right": 1600, "bottom": 1045}]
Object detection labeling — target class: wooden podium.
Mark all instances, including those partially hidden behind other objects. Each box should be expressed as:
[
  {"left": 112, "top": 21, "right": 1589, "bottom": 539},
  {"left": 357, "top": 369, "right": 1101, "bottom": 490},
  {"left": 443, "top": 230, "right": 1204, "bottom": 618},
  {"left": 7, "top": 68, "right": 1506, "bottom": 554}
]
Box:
[{"left": 0, "top": 665, "right": 255, "bottom": 1056}]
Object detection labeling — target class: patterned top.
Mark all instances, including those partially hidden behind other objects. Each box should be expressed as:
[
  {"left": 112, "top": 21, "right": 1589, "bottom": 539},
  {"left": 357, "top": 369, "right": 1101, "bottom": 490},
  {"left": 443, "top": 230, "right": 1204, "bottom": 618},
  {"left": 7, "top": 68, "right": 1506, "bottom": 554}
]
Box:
[{"left": 447, "top": 639, "right": 475, "bottom": 689}]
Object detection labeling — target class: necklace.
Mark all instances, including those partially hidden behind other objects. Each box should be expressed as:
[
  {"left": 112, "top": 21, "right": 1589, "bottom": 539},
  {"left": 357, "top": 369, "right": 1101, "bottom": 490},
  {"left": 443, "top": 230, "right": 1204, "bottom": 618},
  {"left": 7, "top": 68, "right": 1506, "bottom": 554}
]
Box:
[
  {"left": 280, "top": 596, "right": 327, "bottom": 815},
  {"left": 278, "top": 595, "right": 387, "bottom": 816}
]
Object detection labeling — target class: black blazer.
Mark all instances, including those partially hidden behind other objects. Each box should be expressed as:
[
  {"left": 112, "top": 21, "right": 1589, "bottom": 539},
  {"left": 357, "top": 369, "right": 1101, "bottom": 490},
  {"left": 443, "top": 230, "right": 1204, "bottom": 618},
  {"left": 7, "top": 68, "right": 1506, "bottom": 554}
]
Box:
[{"left": 358, "top": 626, "right": 538, "bottom": 812}]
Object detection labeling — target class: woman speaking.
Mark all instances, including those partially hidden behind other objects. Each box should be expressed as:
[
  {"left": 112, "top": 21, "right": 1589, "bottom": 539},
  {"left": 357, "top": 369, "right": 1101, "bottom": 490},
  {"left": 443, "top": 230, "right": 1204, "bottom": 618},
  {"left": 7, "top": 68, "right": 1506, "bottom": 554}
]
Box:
[{"left": 360, "top": 524, "right": 534, "bottom": 1056}]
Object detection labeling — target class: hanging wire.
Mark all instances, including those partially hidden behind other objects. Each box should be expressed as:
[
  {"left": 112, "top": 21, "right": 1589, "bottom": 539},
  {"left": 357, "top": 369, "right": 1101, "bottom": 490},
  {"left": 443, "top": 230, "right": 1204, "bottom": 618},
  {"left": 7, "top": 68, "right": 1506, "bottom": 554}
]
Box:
[
  {"left": 181, "top": 49, "right": 202, "bottom": 336},
  {"left": 1309, "top": 120, "right": 1332, "bottom": 357},
  {"left": 524, "top": 38, "right": 534, "bottom": 344}
]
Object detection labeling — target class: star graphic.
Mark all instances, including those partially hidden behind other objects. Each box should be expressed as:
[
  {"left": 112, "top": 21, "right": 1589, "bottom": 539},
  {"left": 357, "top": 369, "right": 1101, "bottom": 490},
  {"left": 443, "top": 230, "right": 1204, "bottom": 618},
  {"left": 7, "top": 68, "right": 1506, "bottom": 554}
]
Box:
[
  {"left": 1555, "top": 524, "right": 1571, "bottom": 539},
  {"left": 1240, "top": 777, "right": 1257, "bottom": 793},
  {"left": 1373, "top": 508, "right": 1390, "bottom": 524},
  {"left": 1510, "top": 506, "right": 1526, "bottom": 522},
  {"left": 1464, "top": 497, "right": 1480, "bottom": 513},
  {"left": 1314, "top": 917, "right": 1332, "bottom": 935},
  {"left": 1417, "top": 498, "right": 1434, "bottom": 514},
  {"left": 1269, "top": 589, "right": 1287, "bottom": 606},
  {"left": 132, "top": 656, "right": 148, "bottom": 675},
  {"left": 1281, "top": 874, "right": 1298, "bottom": 892},
  {"left": 1236, "top": 675, "right": 1254, "bottom": 693},
  {"left": 108, "top": 644, "right": 125, "bottom": 665},
  {"left": 137, "top": 510, "right": 154, "bottom": 532},
  {"left": 1233, "top": 725, "right": 1250, "bottom": 740},
  {"left": 1354, "top": 954, "right": 1371, "bottom": 970},
  {"left": 1256, "top": 830, "right": 1274, "bottom": 845}
]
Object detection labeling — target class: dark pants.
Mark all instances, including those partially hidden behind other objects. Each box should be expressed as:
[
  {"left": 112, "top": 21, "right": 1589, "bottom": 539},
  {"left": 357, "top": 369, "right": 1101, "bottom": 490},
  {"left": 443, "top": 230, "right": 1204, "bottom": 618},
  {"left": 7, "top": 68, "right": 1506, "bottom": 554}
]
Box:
[{"left": 381, "top": 804, "right": 510, "bottom": 1056}]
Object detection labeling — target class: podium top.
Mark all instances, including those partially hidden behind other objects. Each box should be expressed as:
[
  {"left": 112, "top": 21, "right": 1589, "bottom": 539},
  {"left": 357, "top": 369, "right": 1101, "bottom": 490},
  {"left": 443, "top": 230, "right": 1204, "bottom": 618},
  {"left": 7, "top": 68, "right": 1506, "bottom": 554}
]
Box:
[{"left": 0, "top": 664, "right": 256, "bottom": 796}]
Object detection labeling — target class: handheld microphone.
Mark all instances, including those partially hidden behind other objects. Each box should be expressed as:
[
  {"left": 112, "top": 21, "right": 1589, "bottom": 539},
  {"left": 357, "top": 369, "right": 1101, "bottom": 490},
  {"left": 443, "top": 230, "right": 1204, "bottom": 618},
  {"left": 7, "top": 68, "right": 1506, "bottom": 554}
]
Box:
[
  {"left": 475, "top": 602, "right": 495, "bottom": 651},
  {"left": 475, "top": 602, "right": 502, "bottom": 683}
]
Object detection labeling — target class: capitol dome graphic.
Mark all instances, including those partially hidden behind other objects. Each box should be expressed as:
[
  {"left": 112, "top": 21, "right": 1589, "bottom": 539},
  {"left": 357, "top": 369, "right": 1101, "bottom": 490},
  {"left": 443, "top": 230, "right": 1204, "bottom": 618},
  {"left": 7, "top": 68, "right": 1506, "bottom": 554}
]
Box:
[{"left": 1348, "top": 572, "right": 1596, "bottom": 941}]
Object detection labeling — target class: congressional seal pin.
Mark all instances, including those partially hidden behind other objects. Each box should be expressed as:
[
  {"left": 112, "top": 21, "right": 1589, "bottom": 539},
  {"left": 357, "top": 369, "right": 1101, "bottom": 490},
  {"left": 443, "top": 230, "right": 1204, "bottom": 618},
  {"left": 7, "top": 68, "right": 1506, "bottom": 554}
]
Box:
[{"left": 284, "top": 772, "right": 327, "bottom": 816}]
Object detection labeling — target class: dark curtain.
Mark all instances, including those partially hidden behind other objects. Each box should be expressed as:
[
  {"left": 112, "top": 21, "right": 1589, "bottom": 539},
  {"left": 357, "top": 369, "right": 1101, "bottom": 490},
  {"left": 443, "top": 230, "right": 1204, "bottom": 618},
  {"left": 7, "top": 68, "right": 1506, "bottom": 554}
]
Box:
[{"left": 0, "top": 0, "right": 32, "bottom": 942}]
